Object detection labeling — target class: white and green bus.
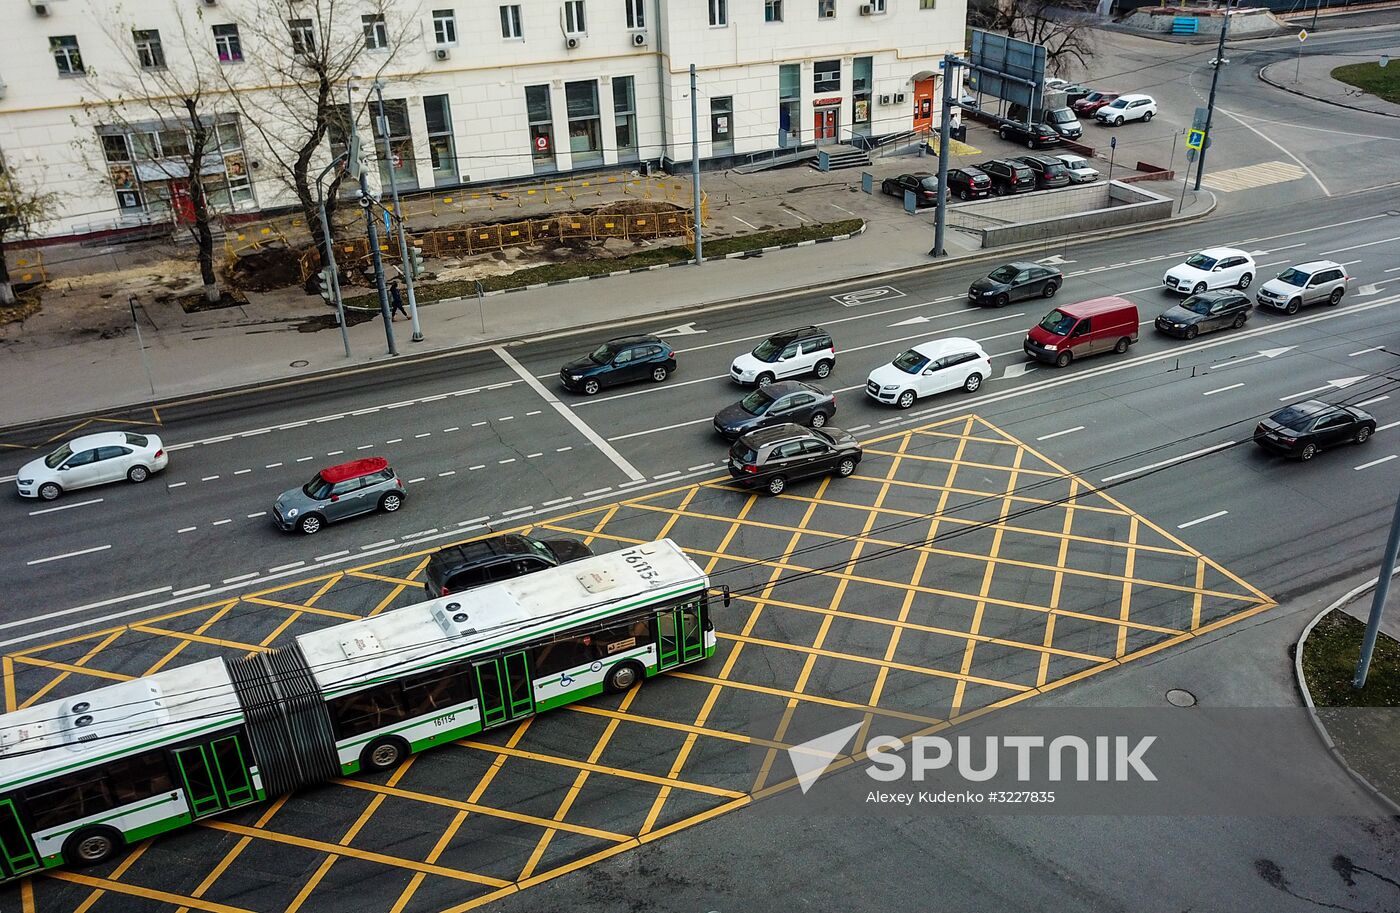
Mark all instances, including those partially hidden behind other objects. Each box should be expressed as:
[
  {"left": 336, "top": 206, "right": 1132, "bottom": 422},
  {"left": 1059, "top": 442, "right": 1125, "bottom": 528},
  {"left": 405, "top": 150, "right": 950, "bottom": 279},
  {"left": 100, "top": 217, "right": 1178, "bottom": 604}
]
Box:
[{"left": 0, "top": 539, "right": 713, "bottom": 879}]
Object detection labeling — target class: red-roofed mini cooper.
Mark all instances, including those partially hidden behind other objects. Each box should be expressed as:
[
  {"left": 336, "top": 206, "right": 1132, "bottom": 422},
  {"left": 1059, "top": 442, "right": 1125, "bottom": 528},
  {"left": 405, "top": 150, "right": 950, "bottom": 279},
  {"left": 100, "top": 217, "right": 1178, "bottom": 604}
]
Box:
[{"left": 273, "top": 457, "right": 405, "bottom": 535}]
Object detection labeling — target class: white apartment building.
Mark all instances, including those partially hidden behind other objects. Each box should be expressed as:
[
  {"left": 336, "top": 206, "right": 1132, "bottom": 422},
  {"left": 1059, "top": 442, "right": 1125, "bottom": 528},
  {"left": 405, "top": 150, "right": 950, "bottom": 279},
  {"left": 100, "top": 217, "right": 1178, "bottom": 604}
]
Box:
[{"left": 0, "top": 0, "right": 966, "bottom": 239}]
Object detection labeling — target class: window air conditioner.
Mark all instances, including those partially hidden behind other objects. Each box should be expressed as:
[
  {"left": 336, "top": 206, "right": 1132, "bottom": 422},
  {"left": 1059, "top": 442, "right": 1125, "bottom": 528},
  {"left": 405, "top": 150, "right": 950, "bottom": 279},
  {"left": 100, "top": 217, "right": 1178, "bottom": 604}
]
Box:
[
  {"left": 894, "top": 92, "right": 906, "bottom": 103},
  {"left": 879, "top": 94, "right": 891, "bottom": 106},
  {"left": 566, "top": 35, "right": 580, "bottom": 49},
  {"left": 860, "top": 4, "right": 873, "bottom": 14},
  {"left": 434, "top": 47, "right": 450, "bottom": 60},
  {"left": 821, "top": 8, "right": 836, "bottom": 17},
  {"left": 31, "top": 2, "right": 50, "bottom": 15},
  {"left": 632, "top": 31, "right": 647, "bottom": 46}
]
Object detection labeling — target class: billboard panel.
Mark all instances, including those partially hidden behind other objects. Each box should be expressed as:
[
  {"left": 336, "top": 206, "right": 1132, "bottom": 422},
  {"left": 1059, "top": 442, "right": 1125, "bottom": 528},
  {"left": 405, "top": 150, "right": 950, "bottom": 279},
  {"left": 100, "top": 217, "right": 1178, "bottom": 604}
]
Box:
[{"left": 968, "top": 29, "right": 1047, "bottom": 108}]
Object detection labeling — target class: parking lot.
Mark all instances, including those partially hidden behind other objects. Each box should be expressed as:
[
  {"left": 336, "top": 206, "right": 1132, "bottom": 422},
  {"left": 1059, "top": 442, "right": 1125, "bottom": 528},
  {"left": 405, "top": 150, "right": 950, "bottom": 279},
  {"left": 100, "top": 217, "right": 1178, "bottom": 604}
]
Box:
[{"left": 6, "top": 414, "right": 1273, "bottom": 913}]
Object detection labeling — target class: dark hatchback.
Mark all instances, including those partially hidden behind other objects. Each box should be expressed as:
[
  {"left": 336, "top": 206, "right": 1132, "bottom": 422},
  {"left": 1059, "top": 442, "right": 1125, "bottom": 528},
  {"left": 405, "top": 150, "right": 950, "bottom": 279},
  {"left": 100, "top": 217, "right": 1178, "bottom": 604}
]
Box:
[
  {"left": 881, "top": 172, "right": 939, "bottom": 207},
  {"left": 1014, "top": 154, "right": 1072, "bottom": 189},
  {"left": 727, "top": 424, "right": 863, "bottom": 496},
  {"left": 978, "top": 159, "right": 1037, "bottom": 195},
  {"left": 1154, "top": 290, "right": 1252, "bottom": 339},
  {"left": 968, "top": 262, "right": 1062, "bottom": 307},
  {"left": 560, "top": 335, "right": 676, "bottom": 395},
  {"left": 947, "top": 167, "right": 993, "bottom": 201},
  {"left": 713, "top": 380, "right": 836, "bottom": 440},
  {"left": 998, "top": 121, "right": 1062, "bottom": 149},
  {"left": 424, "top": 533, "right": 593, "bottom": 598},
  {"left": 1254, "top": 401, "right": 1376, "bottom": 461}
]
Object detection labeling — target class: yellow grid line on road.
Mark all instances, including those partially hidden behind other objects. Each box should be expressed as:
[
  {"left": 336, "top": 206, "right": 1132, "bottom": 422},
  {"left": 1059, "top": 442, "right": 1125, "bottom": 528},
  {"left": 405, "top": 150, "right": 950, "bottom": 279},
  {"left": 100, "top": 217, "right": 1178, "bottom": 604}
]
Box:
[
  {"left": 1038, "top": 477, "right": 1079, "bottom": 688},
  {"left": 454, "top": 739, "right": 746, "bottom": 798},
  {"left": 1116, "top": 516, "right": 1141, "bottom": 658}
]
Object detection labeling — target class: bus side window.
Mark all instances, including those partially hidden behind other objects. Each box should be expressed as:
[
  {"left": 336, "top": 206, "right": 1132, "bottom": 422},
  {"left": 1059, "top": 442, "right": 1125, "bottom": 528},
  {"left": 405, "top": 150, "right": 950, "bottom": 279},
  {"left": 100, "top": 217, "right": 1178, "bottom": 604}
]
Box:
[
  {"left": 400, "top": 666, "right": 472, "bottom": 717},
  {"left": 532, "top": 637, "right": 594, "bottom": 678},
  {"left": 107, "top": 750, "right": 175, "bottom": 805},
  {"left": 23, "top": 771, "right": 116, "bottom": 832},
  {"left": 596, "top": 616, "right": 652, "bottom": 655},
  {"left": 329, "top": 681, "right": 408, "bottom": 738}
]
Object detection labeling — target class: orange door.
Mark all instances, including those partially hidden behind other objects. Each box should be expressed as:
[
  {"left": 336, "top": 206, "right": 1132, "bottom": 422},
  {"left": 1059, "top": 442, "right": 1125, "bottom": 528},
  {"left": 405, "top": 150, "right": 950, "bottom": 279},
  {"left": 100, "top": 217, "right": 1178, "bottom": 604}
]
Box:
[{"left": 913, "top": 78, "right": 935, "bottom": 132}]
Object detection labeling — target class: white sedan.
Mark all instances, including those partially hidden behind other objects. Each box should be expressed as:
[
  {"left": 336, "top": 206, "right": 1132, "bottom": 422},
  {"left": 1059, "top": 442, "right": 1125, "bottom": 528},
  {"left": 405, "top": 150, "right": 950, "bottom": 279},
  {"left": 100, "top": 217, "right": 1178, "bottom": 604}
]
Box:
[
  {"left": 866, "top": 337, "right": 991, "bottom": 409},
  {"left": 15, "top": 431, "right": 168, "bottom": 500},
  {"left": 1056, "top": 153, "right": 1100, "bottom": 184},
  {"left": 1162, "top": 248, "right": 1257, "bottom": 295}
]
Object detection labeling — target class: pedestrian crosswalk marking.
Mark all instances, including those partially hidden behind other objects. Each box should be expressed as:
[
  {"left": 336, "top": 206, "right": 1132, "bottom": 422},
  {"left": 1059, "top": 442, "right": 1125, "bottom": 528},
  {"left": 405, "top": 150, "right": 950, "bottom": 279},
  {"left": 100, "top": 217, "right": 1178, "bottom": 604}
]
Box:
[{"left": 1203, "top": 160, "right": 1307, "bottom": 193}]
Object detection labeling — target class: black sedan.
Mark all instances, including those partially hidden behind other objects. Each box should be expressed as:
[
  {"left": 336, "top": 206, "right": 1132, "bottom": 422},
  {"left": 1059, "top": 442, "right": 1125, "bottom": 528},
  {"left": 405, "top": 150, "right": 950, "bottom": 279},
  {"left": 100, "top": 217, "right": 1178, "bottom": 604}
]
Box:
[
  {"left": 560, "top": 334, "right": 676, "bottom": 395},
  {"left": 713, "top": 380, "right": 835, "bottom": 440},
  {"left": 1254, "top": 401, "right": 1375, "bottom": 461},
  {"left": 998, "top": 121, "right": 1062, "bottom": 149},
  {"left": 968, "top": 262, "right": 1062, "bottom": 307},
  {"left": 881, "top": 172, "right": 939, "bottom": 207},
  {"left": 1154, "top": 290, "right": 1251, "bottom": 339}
]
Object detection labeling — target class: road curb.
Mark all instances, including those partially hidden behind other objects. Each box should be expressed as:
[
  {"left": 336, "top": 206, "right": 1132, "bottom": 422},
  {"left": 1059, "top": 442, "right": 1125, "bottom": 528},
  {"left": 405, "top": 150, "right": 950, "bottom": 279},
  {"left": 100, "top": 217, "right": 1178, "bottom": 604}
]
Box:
[
  {"left": 0, "top": 195, "right": 1218, "bottom": 437},
  {"left": 1258, "top": 62, "right": 1400, "bottom": 119},
  {"left": 1293, "top": 572, "right": 1400, "bottom": 816}
]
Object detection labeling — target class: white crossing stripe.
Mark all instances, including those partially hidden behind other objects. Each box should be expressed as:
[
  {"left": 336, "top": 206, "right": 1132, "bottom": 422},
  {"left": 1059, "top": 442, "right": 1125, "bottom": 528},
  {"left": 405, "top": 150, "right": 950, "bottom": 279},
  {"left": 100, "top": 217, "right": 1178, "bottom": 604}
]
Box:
[{"left": 1203, "top": 161, "right": 1306, "bottom": 193}]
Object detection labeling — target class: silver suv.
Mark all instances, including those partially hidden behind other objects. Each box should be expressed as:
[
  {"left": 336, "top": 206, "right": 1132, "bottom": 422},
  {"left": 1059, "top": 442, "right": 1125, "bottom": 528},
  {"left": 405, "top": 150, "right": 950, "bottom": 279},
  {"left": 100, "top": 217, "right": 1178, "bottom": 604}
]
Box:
[
  {"left": 273, "top": 457, "right": 405, "bottom": 535},
  {"left": 1256, "top": 260, "right": 1348, "bottom": 314}
]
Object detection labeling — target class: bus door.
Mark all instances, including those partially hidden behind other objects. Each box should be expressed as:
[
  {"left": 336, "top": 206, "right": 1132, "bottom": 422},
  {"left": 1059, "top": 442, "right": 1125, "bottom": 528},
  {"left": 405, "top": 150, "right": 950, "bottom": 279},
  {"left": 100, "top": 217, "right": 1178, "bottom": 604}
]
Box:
[
  {"left": 655, "top": 603, "right": 706, "bottom": 671},
  {"left": 475, "top": 651, "right": 533, "bottom": 728},
  {"left": 0, "top": 798, "right": 40, "bottom": 879},
  {"left": 174, "top": 735, "right": 256, "bottom": 819}
]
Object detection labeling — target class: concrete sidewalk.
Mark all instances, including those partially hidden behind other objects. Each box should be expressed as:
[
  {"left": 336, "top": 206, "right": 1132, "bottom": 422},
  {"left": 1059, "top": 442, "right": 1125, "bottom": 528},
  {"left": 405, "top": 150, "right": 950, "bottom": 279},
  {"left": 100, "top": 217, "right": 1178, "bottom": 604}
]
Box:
[
  {"left": 1260, "top": 53, "right": 1400, "bottom": 118},
  {"left": 0, "top": 183, "right": 1214, "bottom": 430}
]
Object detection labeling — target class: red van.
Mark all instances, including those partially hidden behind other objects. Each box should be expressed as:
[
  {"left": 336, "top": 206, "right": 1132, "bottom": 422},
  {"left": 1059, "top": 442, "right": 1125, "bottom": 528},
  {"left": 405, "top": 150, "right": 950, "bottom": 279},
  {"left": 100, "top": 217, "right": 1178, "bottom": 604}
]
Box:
[{"left": 1024, "top": 296, "right": 1140, "bottom": 368}]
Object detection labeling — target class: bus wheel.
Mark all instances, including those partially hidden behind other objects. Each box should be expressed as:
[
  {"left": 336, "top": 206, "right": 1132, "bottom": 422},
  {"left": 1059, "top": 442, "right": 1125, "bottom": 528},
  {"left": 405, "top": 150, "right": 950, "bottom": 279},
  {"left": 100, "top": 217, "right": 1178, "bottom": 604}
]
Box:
[
  {"left": 64, "top": 826, "right": 123, "bottom": 867},
  {"left": 605, "top": 660, "right": 645, "bottom": 694},
  {"left": 361, "top": 736, "right": 409, "bottom": 773}
]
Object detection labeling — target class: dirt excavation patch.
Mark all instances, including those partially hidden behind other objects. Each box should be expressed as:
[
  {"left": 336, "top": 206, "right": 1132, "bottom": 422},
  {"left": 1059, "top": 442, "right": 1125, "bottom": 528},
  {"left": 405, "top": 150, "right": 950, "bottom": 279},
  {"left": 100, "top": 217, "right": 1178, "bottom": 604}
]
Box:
[
  {"left": 229, "top": 247, "right": 304, "bottom": 293},
  {"left": 0, "top": 291, "right": 43, "bottom": 327}
]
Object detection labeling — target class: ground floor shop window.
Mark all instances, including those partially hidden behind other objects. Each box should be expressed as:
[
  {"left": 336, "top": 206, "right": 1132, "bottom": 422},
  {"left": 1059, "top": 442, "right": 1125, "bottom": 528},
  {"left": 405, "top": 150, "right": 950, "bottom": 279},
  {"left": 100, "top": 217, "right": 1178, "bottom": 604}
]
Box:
[
  {"left": 369, "top": 98, "right": 419, "bottom": 191},
  {"left": 566, "top": 80, "right": 602, "bottom": 167},
  {"left": 526, "top": 84, "right": 556, "bottom": 173},
  {"left": 710, "top": 96, "right": 733, "bottom": 156},
  {"left": 613, "top": 76, "right": 638, "bottom": 162},
  {"left": 424, "top": 94, "right": 458, "bottom": 185}
]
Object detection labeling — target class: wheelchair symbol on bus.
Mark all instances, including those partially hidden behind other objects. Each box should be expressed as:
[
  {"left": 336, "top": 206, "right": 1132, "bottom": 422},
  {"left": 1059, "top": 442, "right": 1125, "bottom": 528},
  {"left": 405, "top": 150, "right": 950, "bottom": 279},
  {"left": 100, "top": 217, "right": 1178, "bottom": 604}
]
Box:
[{"left": 560, "top": 672, "right": 573, "bottom": 687}]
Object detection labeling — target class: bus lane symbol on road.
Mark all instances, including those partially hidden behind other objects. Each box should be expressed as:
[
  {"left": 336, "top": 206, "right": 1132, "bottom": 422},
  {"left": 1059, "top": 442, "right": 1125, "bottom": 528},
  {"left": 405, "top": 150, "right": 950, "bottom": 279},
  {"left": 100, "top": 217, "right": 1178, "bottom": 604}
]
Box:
[{"left": 831, "top": 286, "right": 906, "bottom": 308}]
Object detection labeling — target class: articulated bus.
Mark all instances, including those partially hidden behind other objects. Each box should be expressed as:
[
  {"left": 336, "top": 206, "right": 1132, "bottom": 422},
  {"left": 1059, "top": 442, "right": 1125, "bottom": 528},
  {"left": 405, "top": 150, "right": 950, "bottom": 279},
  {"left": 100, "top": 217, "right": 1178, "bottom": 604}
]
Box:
[{"left": 0, "top": 539, "right": 713, "bottom": 880}]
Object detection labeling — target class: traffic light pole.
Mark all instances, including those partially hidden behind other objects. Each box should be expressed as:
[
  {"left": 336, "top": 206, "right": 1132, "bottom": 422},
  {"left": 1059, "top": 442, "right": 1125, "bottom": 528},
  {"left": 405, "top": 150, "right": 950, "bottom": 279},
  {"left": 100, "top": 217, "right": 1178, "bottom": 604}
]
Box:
[
  {"left": 372, "top": 80, "right": 423, "bottom": 343},
  {"left": 361, "top": 170, "right": 397, "bottom": 357},
  {"left": 1193, "top": 2, "right": 1232, "bottom": 191},
  {"left": 1354, "top": 491, "right": 1400, "bottom": 689},
  {"left": 315, "top": 157, "right": 351, "bottom": 359},
  {"left": 931, "top": 53, "right": 957, "bottom": 258}
]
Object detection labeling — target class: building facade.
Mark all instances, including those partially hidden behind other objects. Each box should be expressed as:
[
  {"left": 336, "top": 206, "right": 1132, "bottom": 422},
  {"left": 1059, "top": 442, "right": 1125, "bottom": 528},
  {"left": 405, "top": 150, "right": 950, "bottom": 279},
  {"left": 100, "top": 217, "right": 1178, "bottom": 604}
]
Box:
[{"left": 0, "top": 0, "right": 966, "bottom": 239}]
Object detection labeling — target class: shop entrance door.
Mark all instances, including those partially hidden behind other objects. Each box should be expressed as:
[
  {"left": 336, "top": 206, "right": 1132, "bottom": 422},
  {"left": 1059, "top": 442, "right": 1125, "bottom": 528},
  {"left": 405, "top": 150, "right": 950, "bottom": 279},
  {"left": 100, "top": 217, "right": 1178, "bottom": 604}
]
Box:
[
  {"left": 813, "top": 107, "right": 839, "bottom": 145},
  {"left": 913, "top": 79, "right": 935, "bottom": 133}
]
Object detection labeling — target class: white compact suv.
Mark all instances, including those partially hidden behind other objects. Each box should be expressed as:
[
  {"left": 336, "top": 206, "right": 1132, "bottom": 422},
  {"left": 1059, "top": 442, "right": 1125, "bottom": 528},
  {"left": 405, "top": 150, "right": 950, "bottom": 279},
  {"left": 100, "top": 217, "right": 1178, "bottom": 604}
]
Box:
[
  {"left": 730, "top": 325, "right": 836, "bottom": 386},
  {"left": 1256, "top": 260, "right": 1349, "bottom": 314},
  {"left": 1095, "top": 94, "right": 1157, "bottom": 125},
  {"left": 866, "top": 337, "right": 991, "bottom": 409},
  {"left": 1162, "top": 248, "right": 1257, "bottom": 295}
]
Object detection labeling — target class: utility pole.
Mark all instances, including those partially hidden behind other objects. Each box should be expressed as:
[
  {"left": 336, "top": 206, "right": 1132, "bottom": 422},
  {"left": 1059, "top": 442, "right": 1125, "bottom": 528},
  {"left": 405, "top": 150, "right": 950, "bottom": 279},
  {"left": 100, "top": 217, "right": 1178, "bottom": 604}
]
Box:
[
  {"left": 315, "top": 155, "right": 351, "bottom": 358},
  {"left": 690, "top": 64, "right": 703, "bottom": 264},
  {"left": 361, "top": 171, "right": 396, "bottom": 356},
  {"left": 930, "top": 53, "right": 956, "bottom": 258},
  {"left": 1194, "top": 1, "right": 1232, "bottom": 191},
  {"left": 1353, "top": 491, "right": 1400, "bottom": 688},
  {"left": 372, "top": 79, "right": 424, "bottom": 343}
]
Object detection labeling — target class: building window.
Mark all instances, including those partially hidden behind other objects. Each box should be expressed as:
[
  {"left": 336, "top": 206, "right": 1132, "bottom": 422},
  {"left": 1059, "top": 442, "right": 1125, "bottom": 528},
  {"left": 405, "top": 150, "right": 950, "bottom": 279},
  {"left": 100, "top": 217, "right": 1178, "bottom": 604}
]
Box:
[
  {"left": 212, "top": 25, "right": 242, "bottom": 63},
  {"left": 133, "top": 30, "right": 165, "bottom": 70},
  {"left": 613, "top": 75, "right": 637, "bottom": 160},
  {"left": 853, "top": 56, "right": 872, "bottom": 136},
  {"left": 288, "top": 19, "right": 315, "bottom": 55},
  {"left": 710, "top": 96, "right": 733, "bottom": 155},
  {"left": 779, "top": 63, "right": 800, "bottom": 147},
  {"left": 368, "top": 98, "right": 418, "bottom": 189},
  {"left": 50, "top": 36, "right": 84, "bottom": 76},
  {"left": 920, "top": 0, "right": 936, "bottom": 7},
  {"left": 433, "top": 9, "right": 457, "bottom": 45},
  {"left": 708, "top": 0, "right": 728, "bottom": 26},
  {"left": 209, "top": 121, "right": 254, "bottom": 210},
  {"left": 100, "top": 133, "right": 143, "bottom": 212},
  {"left": 764, "top": 0, "right": 783, "bottom": 21},
  {"left": 814, "top": 59, "right": 840, "bottom": 93},
  {"left": 625, "top": 0, "right": 645, "bottom": 29},
  {"left": 565, "top": 79, "right": 602, "bottom": 167},
  {"left": 363, "top": 14, "right": 389, "bottom": 50},
  {"left": 500, "top": 4, "right": 523, "bottom": 37},
  {"left": 526, "top": 84, "right": 555, "bottom": 172},
  {"left": 424, "top": 94, "right": 457, "bottom": 184},
  {"left": 818, "top": 0, "right": 836, "bottom": 17},
  {"left": 564, "top": 0, "right": 586, "bottom": 34},
  {"left": 870, "top": 0, "right": 886, "bottom": 10}
]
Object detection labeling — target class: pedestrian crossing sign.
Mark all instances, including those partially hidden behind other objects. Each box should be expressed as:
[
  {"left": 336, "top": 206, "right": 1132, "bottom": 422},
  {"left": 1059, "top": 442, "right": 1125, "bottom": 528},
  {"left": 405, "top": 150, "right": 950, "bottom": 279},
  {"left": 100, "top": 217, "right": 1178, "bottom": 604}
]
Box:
[{"left": 1187, "top": 129, "right": 1206, "bottom": 151}]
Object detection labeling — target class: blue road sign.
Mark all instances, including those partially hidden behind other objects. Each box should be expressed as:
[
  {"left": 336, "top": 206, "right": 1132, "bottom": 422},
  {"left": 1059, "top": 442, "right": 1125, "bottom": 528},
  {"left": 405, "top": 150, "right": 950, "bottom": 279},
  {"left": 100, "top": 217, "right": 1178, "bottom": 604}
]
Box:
[
  {"left": 1187, "top": 129, "right": 1205, "bottom": 151},
  {"left": 1110, "top": 136, "right": 1117, "bottom": 150}
]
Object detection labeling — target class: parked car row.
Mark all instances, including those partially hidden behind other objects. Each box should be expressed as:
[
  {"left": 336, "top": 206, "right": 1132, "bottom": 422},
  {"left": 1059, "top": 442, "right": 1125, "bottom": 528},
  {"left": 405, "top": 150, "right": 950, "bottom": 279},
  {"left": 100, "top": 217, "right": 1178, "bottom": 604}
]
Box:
[{"left": 880, "top": 153, "right": 1099, "bottom": 209}]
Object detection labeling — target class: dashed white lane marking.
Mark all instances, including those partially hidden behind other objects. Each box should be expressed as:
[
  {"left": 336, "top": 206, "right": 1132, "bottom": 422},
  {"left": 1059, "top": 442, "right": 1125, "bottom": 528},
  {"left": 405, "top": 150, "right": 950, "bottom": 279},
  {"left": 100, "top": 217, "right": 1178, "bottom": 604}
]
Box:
[
  {"left": 29, "top": 498, "right": 103, "bottom": 516},
  {"left": 1178, "top": 510, "right": 1228, "bottom": 529},
  {"left": 223, "top": 572, "right": 259, "bottom": 584},
  {"left": 201, "top": 475, "right": 220, "bottom": 482},
  {"left": 1202, "top": 383, "right": 1245, "bottom": 397},
  {"left": 168, "top": 482, "right": 186, "bottom": 488},
  {"left": 296, "top": 457, "right": 314, "bottom": 462},
  {"left": 848, "top": 424, "right": 872, "bottom": 432},
  {"left": 499, "top": 458, "right": 516, "bottom": 465},
  {"left": 499, "top": 416, "right": 515, "bottom": 422},
  {"left": 1350, "top": 346, "right": 1386, "bottom": 357},
  {"left": 357, "top": 445, "right": 375, "bottom": 450},
  {"left": 178, "top": 527, "right": 197, "bottom": 534},
  {"left": 387, "top": 438, "right": 403, "bottom": 444},
  {"left": 1036, "top": 426, "right": 1084, "bottom": 441},
  {"left": 1321, "top": 235, "right": 1400, "bottom": 257},
  {"left": 494, "top": 345, "right": 645, "bottom": 483},
  {"left": 327, "top": 450, "right": 344, "bottom": 456},
  {"left": 469, "top": 464, "right": 486, "bottom": 471},
  {"left": 1380, "top": 421, "right": 1400, "bottom": 432},
  {"left": 444, "top": 427, "right": 460, "bottom": 433},
  {"left": 688, "top": 464, "right": 714, "bottom": 472},
  {"left": 463, "top": 516, "right": 490, "bottom": 526},
  {"left": 234, "top": 469, "right": 252, "bottom": 475},
  {"left": 173, "top": 584, "right": 211, "bottom": 597},
  {"left": 1356, "top": 455, "right": 1398, "bottom": 471},
  {"left": 407, "top": 477, "right": 426, "bottom": 484},
  {"left": 27, "top": 544, "right": 111, "bottom": 566},
  {"left": 1355, "top": 396, "right": 1390, "bottom": 408},
  {"left": 213, "top": 519, "right": 232, "bottom": 526},
  {"left": 316, "top": 550, "right": 350, "bottom": 561},
  {"left": 363, "top": 540, "right": 396, "bottom": 550},
  {"left": 265, "top": 462, "right": 282, "bottom": 469},
  {"left": 526, "top": 411, "right": 542, "bottom": 417},
  {"left": 415, "top": 433, "right": 431, "bottom": 438},
  {"left": 584, "top": 487, "right": 612, "bottom": 497},
  {"left": 557, "top": 447, "right": 573, "bottom": 452},
  {"left": 1100, "top": 442, "right": 1237, "bottom": 483},
  {"left": 655, "top": 470, "right": 681, "bottom": 479},
  {"left": 472, "top": 422, "right": 488, "bottom": 427},
  {"left": 246, "top": 512, "right": 266, "bottom": 519},
  {"left": 501, "top": 505, "right": 534, "bottom": 516},
  {"left": 269, "top": 561, "right": 305, "bottom": 573},
  {"left": 543, "top": 497, "right": 572, "bottom": 506},
  {"left": 439, "top": 470, "right": 457, "bottom": 477}
]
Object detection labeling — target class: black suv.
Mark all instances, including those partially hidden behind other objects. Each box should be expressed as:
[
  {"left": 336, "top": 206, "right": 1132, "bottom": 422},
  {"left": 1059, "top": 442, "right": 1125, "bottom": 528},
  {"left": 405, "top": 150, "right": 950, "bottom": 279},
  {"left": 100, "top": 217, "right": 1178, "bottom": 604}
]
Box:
[
  {"left": 560, "top": 335, "right": 676, "bottom": 395},
  {"left": 1013, "top": 154, "right": 1072, "bottom": 189},
  {"left": 727, "top": 423, "right": 863, "bottom": 496},
  {"left": 997, "top": 121, "right": 1061, "bottom": 149},
  {"left": 977, "top": 159, "right": 1036, "bottom": 195},
  {"left": 881, "top": 172, "right": 939, "bottom": 207},
  {"left": 424, "top": 533, "right": 593, "bottom": 598},
  {"left": 947, "top": 167, "right": 992, "bottom": 201}
]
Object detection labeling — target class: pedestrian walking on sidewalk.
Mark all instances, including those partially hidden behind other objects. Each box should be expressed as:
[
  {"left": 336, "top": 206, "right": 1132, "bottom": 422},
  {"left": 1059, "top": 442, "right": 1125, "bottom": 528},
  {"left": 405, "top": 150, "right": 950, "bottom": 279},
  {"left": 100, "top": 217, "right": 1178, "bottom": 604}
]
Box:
[{"left": 388, "top": 280, "right": 408, "bottom": 320}]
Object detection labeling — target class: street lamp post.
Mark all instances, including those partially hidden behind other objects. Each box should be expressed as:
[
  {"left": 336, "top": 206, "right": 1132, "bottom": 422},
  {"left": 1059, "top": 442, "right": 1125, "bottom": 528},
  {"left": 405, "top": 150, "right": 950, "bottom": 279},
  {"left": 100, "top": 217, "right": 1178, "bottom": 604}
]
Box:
[
  {"left": 371, "top": 79, "right": 424, "bottom": 343},
  {"left": 1193, "top": 0, "right": 1233, "bottom": 191}
]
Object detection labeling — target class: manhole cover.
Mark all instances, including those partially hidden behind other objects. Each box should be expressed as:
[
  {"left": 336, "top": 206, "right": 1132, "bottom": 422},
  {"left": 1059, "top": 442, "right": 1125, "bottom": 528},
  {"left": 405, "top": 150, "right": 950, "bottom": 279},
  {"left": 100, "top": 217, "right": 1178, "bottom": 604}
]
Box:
[
  {"left": 1166, "top": 688, "right": 1197, "bottom": 707},
  {"left": 290, "top": 359, "right": 309, "bottom": 367}
]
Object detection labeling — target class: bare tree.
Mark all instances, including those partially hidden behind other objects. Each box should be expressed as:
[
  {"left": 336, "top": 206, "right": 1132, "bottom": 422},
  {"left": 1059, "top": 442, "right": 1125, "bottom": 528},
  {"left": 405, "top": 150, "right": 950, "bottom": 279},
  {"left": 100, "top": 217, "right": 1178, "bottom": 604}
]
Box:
[
  {"left": 0, "top": 156, "right": 59, "bottom": 307},
  {"left": 219, "top": 0, "right": 418, "bottom": 272},
  {"left": 970, "top": 0, "right": 1097, "bottom": 76},
  {"left": 84, "top": 3, "right": 229, "bottom": 303}
]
